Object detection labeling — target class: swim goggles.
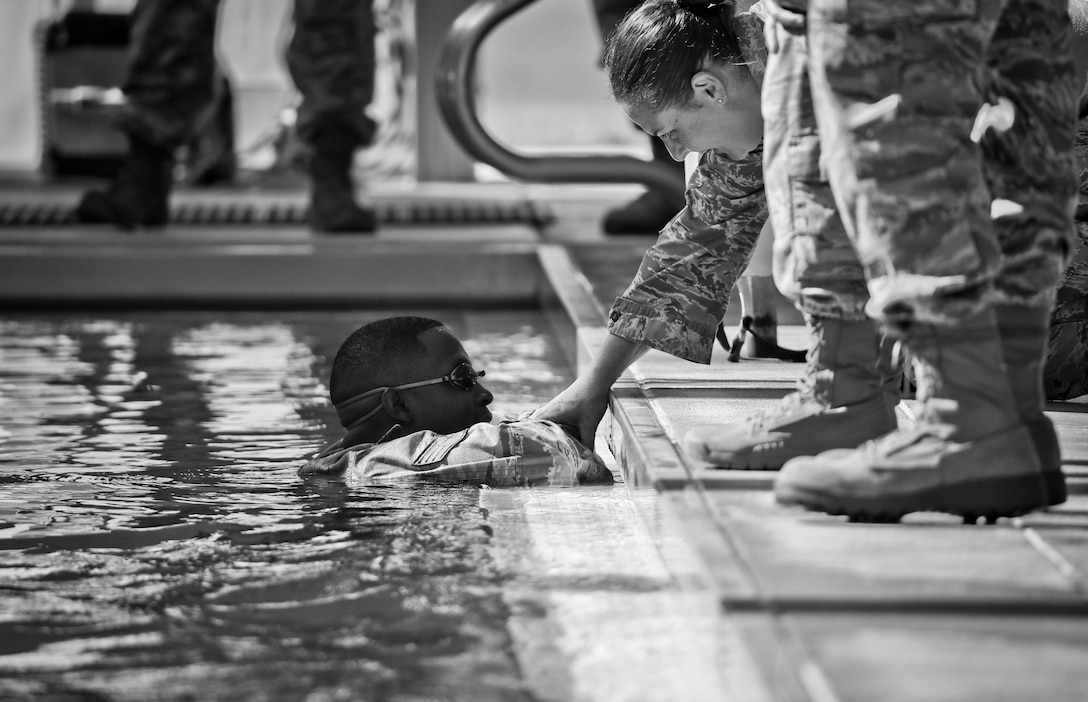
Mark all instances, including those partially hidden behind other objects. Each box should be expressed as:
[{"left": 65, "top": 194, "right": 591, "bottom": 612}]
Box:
[{"left": 335, "top": 362, "right": 487, "bottom": 429}]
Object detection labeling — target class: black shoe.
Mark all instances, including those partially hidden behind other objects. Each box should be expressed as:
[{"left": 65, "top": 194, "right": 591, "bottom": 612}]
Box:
[
  {"left": 76, "top": 136, "right": 173, "bottom": 230},
  {"left": 308, "top": 126, "right": 377, "bottom": 234},
  {"left": 601, "top": 189, "right": 683, "bottom": 235},
  {"left": 310, "top": 203, "right": 378, "bottom": 233},
  {"left": 717, "top": 317, "right": 806, "bottom": 363}
]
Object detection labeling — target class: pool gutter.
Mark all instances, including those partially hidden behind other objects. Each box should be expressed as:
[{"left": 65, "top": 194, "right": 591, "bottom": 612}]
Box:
[{"left": 0, "top": 230, "right": 545, "bottom": 308}]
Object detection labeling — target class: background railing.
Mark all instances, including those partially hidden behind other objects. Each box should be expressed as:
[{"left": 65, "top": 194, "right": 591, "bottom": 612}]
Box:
[{"left": 434, "top": 0, "right": 686, "bottom": 200}]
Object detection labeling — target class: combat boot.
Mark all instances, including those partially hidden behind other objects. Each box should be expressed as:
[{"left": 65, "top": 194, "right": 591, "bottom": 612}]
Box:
[
  {"left": 996, "top": 303, "right": 1065, "bottom": 506},
  {"left": 775, "top": 308, "right": 1049, "bottom": 522},
  {"left": 684, "top": 315, "right": 900, "bottom": 470},
  {"left": 308, "top": 126, "right": 377, "bottom": 234},
  {"left": 76, "top": 134, "right": 173, "bottom": 230}
]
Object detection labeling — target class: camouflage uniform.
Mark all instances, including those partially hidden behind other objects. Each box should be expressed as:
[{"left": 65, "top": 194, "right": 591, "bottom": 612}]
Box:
[
  {"left": 116, "top": 0, "right": 221, "bottom": 150},
  {"left": 299, "top": 415, "right": 614, "bottom": 487},
  {"left": 760, "top": 2, "right": 869, "bottom": 322},
  {"left": 607, "top": 7, "right": 770, "bottom": 363},
  {"left": 770, "top": 0, "right": 1078, "bottom": 520},
  {"left": 1051, "top": 114, "right": 1088, "bottom": 399},
  {"left": 117, "top": 0, "right": 376, "bottom": 151},
  {"left": 287, "top": 0, "right": 378, "bottom": 148},
  {"left": 764, "top": 0, "right": 1083, "bottom": 399},
  {"left": 800, "top": 0, "right": 1078, "bottom": 331}
]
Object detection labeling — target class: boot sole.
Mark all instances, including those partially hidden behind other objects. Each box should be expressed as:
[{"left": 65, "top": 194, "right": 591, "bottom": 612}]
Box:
[
  {"left": 700, "top": 431, "right": 889, "bottom": 471},
  {"left": 775, "top": 473, "right": 1048, "bottom": 524},
  {"left": 690, "top": 397, "right": 900, "bottom": 471}
]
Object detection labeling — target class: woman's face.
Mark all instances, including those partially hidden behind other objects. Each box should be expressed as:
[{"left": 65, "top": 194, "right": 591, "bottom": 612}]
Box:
[{"left": 622, "top": 66, "right": 763, "bottom": 161}]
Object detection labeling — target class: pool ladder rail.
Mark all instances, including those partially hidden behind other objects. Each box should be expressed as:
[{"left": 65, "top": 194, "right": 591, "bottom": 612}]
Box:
[{"left": 435, "top": 0, "right": 686, "bottom": 202}]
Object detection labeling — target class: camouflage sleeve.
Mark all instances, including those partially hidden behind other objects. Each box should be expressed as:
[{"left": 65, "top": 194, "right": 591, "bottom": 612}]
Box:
[
  {"left": 736, "top": 3, "right": 769, "bottom": 85},
  {"left": 608, "top": 148, "right": 768, "bottom": 364}
]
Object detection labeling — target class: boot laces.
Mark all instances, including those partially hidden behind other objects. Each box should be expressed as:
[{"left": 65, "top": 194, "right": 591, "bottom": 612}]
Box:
[
  {"left": 748, "top": 390, "right": 807, "bottom": 432},
  {"left": 747, "top": 369, "right": 821, "bottom": 432}
]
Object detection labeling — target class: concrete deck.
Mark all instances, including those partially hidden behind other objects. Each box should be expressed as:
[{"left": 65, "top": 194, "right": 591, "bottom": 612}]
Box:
[{"left": 2, "top": 180, "right": 1087, "bottom": 701}]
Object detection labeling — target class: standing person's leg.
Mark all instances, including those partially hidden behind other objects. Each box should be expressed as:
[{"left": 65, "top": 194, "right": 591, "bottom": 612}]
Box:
[
  {"left": 287, "top": 0, "right": 378, "bottom": 233},
  {"left": 591, "top": 0, "right": 685, "bottom": 235},
  {"left": 684, "top": 4, "right": 900, "bottom": 470},
  {"left": 1048, "top": 209, "right": 1088, "bottom": 400},
  {"left": 1043, "top": 0, "right": 1088, "bottom": 404},
  {"left": 981, "top": 0, "right": 1080, "bottom": 505},
  {"left": 77, "top": 0, "right": 221, "bottom": 229},
  {"left": 777, "top": 0, "right": 1075, "bottom": 520}
]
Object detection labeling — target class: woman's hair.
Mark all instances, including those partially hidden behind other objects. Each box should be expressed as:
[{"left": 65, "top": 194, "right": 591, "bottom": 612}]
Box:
[
  {"left": 605, "top": 0, "right": 744, "bottom": 110},
  {"left": 330, "top": 316, "right": 444, "bottom": 405}
]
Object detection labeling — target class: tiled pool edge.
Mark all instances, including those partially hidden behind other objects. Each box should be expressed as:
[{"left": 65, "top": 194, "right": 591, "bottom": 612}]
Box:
[
  {"left": 540, "top": 243, "right": 1088, "bottom": 702},
  {"left": 536, "top": 244, "right": 799, "bottom": 699},
  {"left": 537, "top": 244, "right": 772, "bottom": 592}
]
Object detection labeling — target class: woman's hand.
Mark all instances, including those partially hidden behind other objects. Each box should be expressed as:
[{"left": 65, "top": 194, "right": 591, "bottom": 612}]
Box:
[
  {"left": 532, "top": 374, "right": 612, "bottom": 447},
  {"left": 531, "top": 333, "right": 648, "bottom": 447}
]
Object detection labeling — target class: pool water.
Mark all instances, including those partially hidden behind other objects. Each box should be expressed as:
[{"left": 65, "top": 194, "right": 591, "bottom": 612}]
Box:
[{"left": 0, "top": 310, "right": 747, "bottom": 702}]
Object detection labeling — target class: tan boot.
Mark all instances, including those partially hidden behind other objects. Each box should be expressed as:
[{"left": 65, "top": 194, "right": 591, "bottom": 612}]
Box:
[
  {"left": 996, "top": 304, "right": 1065, "bottom": 506},
  {"left": 775, "top": 308, "right": 1049, "bottom": 522},
  {"left": 684, "top": 316, "right": 900, "bottom": 470}
]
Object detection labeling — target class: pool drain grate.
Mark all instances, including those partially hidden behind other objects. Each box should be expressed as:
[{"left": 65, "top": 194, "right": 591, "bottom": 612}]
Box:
[{"left": 0, "top": 198, "right": 555, "bottom": 227}]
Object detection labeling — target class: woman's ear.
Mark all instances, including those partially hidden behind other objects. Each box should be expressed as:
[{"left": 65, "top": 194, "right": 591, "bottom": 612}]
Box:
[
  {"left": 690, "top": 69, "right": 726, "bottom": 105},
  {"left": 381, "top": 388, "right": 413, "bottom": 424}
]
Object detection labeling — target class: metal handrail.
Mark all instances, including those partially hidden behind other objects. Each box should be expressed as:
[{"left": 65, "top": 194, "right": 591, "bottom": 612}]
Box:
[{"left": 435, "top": 0, "right": 685, "bottom": 200}]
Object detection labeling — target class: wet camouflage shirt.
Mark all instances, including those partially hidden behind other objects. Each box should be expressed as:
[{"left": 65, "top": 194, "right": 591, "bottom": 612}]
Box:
[
  {"left": 298, "top": 414, "right": 614, "bottom": 488},
  {"left": 608, "top": 5, "right": 770, "bottom": 364}
]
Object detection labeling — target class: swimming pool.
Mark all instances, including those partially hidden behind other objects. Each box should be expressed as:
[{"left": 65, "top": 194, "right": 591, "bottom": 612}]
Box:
[{"left": 0, "top": 309, "right": 741, "bottom": 701}]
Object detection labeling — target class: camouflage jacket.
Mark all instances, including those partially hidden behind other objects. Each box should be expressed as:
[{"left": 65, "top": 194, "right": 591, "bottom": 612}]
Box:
[
  {"left": 298, "top": 414, "right": 614, "bottom": 487},
  {"left": 608, "top": 3, "right": 770, "bottom": 364}
]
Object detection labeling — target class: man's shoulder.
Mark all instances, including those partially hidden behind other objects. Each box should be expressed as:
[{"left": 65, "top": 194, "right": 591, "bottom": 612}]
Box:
[
  {"left": 299, "top": 417, "right": 606, "bottom": 486},
  {"left": 379, "top": 417, "right": 577, "bottom": 463}
]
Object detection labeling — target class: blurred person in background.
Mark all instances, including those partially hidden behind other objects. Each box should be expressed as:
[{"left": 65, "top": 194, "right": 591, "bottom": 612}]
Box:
[{"left": 77, "top": 0, "right": 378, "bottom": 233}]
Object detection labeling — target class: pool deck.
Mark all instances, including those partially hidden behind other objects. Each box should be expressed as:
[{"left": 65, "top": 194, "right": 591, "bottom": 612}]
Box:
[{"left": 2, "top": 180, "right": 1088, "bottom": 701}]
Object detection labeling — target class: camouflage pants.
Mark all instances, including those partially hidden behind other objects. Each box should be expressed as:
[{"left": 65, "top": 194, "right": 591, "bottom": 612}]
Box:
[
  {"left": 762, "top": 7, "right": 869, "bottom": 320},
  {"left": 1050, "top": 124, "right": 1088, "bottom": 399},
  {"left": 117, "top": 0, "right": 220, "bottom": 149},
  {"left": 119, "top": 0, "right": 376, "bottom": 150},
  {"left": 802, "top": 0, "right": 1078, "bottom": 332},
  {"left": 287, "top": 0, "right": 377, "bottom": 147}
]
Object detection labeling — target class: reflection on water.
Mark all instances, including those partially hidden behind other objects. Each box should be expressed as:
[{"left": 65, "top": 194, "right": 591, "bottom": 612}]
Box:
[{"left": 0, "top": 310, "right": 572, "bottom": 701}]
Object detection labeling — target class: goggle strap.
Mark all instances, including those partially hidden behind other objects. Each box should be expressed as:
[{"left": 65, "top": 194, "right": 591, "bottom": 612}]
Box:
[
  {"left": 335, "top": 365, "right": 486, "bottom": 428},
  {"left": 335, "top": 386, "right": 386, "bottom": 413}
]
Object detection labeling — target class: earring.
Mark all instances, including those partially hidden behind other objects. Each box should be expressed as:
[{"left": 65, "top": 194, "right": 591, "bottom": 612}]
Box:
[{"left": 717, "top": 98, "right": 723, "bottom": 103}]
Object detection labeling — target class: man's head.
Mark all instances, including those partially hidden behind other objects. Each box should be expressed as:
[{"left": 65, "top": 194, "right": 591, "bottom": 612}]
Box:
[{"left": 330, "top": 317, "right": 494, "bottom": 440}]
